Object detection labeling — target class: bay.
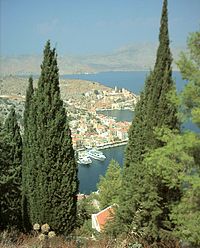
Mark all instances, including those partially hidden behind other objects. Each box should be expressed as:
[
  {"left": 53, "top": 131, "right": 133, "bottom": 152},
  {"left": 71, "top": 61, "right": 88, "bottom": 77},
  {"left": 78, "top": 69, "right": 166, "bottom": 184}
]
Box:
[
  {"left": 97, "top": 109, "right": 134, "bottom": 122},
  {"left": 64, "top": 71, "right": 197, "bottom": 194},
  {"left": 62, "top": 71, "right": 186, "bottom": 94},
  {"left": 79, "top": 145, "right": 126, "bottom": 194}
]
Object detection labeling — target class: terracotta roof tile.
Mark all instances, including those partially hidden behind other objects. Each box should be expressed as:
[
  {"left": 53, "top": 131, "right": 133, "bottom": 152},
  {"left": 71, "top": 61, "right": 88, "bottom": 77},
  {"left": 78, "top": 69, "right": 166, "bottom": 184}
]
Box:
[{"left": 96, "top": 206, "right": 114, "bottom": 231}]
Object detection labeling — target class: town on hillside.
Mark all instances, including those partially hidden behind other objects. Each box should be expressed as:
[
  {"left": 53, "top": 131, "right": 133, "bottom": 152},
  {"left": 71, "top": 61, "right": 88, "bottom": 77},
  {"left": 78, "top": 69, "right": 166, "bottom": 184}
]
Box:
[
  {"left": 65, "top": 86, "right": 138, "bottom": 150},
  {"left": 0, "top": 78, "right": 138, "bottom": 150}
]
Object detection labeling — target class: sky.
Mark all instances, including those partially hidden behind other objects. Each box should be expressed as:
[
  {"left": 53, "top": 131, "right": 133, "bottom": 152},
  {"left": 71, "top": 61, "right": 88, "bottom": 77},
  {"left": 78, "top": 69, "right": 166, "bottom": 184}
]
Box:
[{"left": 0, "top": 0, "right": 200, "bottom": 56}]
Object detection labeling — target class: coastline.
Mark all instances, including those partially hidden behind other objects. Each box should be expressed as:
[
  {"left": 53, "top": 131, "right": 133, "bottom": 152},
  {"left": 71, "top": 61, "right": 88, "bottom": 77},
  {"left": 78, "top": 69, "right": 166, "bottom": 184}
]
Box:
[
  {"left": 76, "top": 140, "right": 128, "bottom": 152},
  {"left": 97, "top": 140, "right": 128, "bottom": 150},
  {"left": 97, "top": 108, "right": 134, "bottom": 111}
]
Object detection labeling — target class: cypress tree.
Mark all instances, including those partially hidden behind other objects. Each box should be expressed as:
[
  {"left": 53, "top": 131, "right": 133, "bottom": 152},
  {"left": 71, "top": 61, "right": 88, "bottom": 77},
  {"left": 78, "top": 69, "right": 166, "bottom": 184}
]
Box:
[
  {"left": 22, "top": 77, "right": 34, "bottom": 231},
  {"left": 24, "top": 77, "right": 34, "bottom": 130},
  {"left": 0, "top": 108, "right": 22, "bottom": 230},
  {"left": 116, "top": 0, "right": 180, "bottom": 241},
  {"left": 146, "top": 0, "right": 179, "bottom": 140},
  {"left": 0, "top": 121, "right": 11, "bottom": 230},
  {"left": 25, "top": 41, "right": 78, "bottom": 234}
]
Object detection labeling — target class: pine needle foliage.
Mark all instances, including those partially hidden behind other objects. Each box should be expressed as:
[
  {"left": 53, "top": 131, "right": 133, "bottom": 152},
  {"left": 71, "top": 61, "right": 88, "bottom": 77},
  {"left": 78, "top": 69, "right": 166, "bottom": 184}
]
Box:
[
  {"left": 116, "top": 0, "right": 180, "bottom": 241},
  {"left": 23, "top": 41, "right": 79, "bottom": 235},
  {"left": 22, "top": 77, "right": 34, "bottom": 231},
  {"left": 97, "top": 159, "right": 122, "bottom": 209},
  {"left": 0, "top": 108, "right": 22, "bottom": 230}
]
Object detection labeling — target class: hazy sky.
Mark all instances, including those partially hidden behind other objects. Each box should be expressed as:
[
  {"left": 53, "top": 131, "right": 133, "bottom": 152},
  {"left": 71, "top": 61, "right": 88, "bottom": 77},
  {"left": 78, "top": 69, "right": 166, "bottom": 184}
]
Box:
[{"left": 1, "top": 0, "right": 199, "bottom": 56}]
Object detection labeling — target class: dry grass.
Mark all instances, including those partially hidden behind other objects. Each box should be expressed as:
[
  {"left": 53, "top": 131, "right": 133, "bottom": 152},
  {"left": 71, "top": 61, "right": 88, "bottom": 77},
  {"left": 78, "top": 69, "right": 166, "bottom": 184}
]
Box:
[
  {"left": 0, "top": 230, "right": 182, "bottom": 248},
  {"left": 0, "top": 231, "right": 102, "bottom": 248}
]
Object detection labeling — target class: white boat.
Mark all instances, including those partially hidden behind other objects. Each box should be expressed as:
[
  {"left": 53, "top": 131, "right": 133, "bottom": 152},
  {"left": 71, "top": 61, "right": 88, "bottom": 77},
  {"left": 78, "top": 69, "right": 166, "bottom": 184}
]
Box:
[
  {"left": 87, "top": 148, "right": 106, "bottom": 161},
  {"left": 77, "top": 156, "right": 92, "bottom": 165}
]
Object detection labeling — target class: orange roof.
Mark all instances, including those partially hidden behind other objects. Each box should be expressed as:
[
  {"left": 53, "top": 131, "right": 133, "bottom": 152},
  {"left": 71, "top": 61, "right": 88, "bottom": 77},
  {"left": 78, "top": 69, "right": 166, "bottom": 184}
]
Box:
[{"left": 95, "top": 206, "right": 115, "bottom": 231}]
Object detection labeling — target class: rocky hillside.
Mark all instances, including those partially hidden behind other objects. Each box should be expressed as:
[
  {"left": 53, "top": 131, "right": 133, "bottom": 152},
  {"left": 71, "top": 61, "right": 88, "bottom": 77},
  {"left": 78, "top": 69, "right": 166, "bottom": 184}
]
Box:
[
  {"left": 0, "top": 75, "right": 112, "bottom": 124},
  {"left": 0, "top": 43, "right": 185, "bottom": 76},
  {"left": 0, "top": 75, "right": 111, "bottom": 98}
]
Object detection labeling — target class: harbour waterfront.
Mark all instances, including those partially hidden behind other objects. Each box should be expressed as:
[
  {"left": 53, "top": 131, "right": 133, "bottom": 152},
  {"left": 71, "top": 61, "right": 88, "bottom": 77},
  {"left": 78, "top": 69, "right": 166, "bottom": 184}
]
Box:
[
  {"left": 78, "top": 109, "right": 133, "bottom": 194},
  {"left": 97, "top": 109, "right": 134, "bottom": 122},
  {"left": 79, "top": 144, "right": 126, "bottom": 194},
  {"left": 72, "top": 71, "right": 195, "bottom": 194}
]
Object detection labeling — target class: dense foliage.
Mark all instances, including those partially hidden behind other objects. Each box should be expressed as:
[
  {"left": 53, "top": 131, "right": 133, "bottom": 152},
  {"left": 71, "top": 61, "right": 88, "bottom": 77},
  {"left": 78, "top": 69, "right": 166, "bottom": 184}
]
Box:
[
  {"left": 140, "top": 31, "right": 200, "bottom": 246},
  {"left": 170, "top": 31, "right": 200, "bottom": 246},
  {"left": 22, "top": 77, "right": 34, "bottom": 231},
  {"left": 22, "top": 41, "right": 79, "bottom": 235},
  {"left": 97, "top": 159, "right": 122, "bottom": 209},
  {"left": 116, "top": 0, "right": 180, "bottom": 242},
  {"left": 76, "top": 194, "right": 99, "bottom": 236},
  {"left": 0, "top": 108, "right": 22, "bottom": 230}
]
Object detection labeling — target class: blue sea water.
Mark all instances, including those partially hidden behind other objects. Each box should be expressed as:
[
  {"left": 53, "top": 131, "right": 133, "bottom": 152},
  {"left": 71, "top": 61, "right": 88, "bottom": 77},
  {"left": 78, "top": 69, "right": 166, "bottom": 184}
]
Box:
[
  {"left": 79, "top": 145, "right": 125, "bottom": 194},
  {"left": 62, "top": 71, "right": 185, "bottom": 94},
  {"left": 62, "top": 71, "right": 197, "bottom": 194},
  {"left": 97, "top": 109, "right": 134, "bottom": 122}
]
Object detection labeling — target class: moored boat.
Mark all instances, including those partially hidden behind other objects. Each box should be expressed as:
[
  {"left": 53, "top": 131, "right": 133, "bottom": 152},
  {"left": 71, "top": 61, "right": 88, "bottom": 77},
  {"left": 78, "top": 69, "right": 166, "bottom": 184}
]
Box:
[
  {"left": 87, "top": 148, "right": 106, "bottom": 161},
  {"left": 77, "top": 156, "right": 92, "bottom": 165}
]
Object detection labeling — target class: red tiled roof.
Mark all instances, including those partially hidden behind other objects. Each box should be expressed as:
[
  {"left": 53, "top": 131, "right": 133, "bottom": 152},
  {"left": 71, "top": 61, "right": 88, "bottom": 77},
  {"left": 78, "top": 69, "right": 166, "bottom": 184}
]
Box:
[{"left": 95, "top": 206, "right": 115, "bottom": 231}]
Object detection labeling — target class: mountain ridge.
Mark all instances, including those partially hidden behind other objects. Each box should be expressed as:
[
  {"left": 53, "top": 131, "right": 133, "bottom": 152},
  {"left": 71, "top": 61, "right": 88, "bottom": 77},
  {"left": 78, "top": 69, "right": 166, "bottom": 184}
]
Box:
[{"left": 0, "top": 43, "right": 185, "bottom": 75}]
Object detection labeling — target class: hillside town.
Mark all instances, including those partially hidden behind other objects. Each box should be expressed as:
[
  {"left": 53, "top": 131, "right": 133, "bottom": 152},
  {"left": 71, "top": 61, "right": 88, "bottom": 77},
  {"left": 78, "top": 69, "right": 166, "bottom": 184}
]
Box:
[
  {"left": 65, "top": 86, "right": 138, "bottom": 149},
  {"left": 0, "top": 79, "right": 138, "bottom": 150}
]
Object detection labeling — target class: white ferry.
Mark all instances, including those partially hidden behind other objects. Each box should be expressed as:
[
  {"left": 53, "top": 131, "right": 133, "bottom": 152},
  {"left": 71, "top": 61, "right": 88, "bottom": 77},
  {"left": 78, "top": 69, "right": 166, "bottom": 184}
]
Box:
[
  {"left": 77, "top": 156, "right": 92, "bottom": 165},
  {"left": 87, "top": 148, "right": 106, "bottom": 161}
]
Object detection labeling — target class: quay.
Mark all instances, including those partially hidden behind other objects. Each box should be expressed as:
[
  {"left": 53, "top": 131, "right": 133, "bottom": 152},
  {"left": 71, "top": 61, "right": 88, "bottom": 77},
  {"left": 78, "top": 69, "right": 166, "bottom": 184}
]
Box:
[{"left": 76, "top": 140, "right": 128, "bottom": 152}]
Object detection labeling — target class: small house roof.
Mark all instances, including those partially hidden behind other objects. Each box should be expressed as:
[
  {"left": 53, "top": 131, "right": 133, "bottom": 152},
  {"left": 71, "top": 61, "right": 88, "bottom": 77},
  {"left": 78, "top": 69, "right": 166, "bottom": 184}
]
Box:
[{"left": 92, "top": 205, "right": 115, "bottom": 232}]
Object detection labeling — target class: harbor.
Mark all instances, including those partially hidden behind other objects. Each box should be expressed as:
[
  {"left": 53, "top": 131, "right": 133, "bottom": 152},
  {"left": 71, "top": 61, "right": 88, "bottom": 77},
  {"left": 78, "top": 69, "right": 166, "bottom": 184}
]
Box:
[
  {"left": 78, "top": 144, "right": 126, "bottom": 194},
  {"left": 77, "top": 108, "right": 132, "bottom": 193},
  {"left": 76, "top": 140, "right": 128, "bottom": 152},
  {"left": 77, "top": 147, "right": 107, "bottom": 165},
  {"left": 74, "top": 71, "right": 186, "bottom": 194}
]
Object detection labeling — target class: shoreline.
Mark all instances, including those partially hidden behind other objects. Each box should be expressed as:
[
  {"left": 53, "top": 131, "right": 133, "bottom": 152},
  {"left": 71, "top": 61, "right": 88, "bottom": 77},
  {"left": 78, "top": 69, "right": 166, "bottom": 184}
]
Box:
[
  {"left": 97, "top": 140, "right": 128, "bottom": 150},
  {"left": 96, "top": 108, "right": 134, "bottom": 112},
  {"left": 76, "top": 140, "right": 128, "bottom": 152}
]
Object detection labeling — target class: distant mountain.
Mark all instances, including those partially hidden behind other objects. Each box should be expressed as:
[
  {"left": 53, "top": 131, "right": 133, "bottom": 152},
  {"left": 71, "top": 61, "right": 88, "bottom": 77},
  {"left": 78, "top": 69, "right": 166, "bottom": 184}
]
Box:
[{"left": 0, "top": 43, "right": 185, "bottom": 75}]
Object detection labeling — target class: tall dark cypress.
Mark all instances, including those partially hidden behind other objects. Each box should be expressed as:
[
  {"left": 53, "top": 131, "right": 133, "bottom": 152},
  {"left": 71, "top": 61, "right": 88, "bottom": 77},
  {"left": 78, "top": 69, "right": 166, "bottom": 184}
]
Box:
[
  {"left": 25, "top": 41, "right": 78, "bottom": 234},
  {"left": 24, "top": 77, "right": 34, "bottom": 129},
  {"left": 0, "top": 108, "right": 22, "bottom": 230},
  {"left": 0, "top": 121, "right": 11, "bottom": 230},
  {"left": 117, "top": 0, "right": 180, "bottom": 240},
  {"left": 22, "top": 77, "right": 34, "bottom": 231},
  {"left": 146, "top": 0, "right": 179, "bottom": 137}
]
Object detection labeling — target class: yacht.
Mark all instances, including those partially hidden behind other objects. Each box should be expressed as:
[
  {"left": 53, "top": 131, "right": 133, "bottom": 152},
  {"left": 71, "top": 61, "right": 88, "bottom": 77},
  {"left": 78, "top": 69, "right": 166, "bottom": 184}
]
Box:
[
  {"left": 77, "top": 156, "right": 92, "bottom": 165},
  {"left": 87, "top": 148, "right": 106, "bottom": 161}
]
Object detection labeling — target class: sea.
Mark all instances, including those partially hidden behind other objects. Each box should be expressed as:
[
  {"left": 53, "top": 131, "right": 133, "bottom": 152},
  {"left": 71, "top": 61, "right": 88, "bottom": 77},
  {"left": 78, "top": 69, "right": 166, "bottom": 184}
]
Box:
[
  {"left": 62, "top": 71, "right": 185, "bottom": 95},
  {"left": 62, "top": 71, "right": 198, "bottom": 194}
]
